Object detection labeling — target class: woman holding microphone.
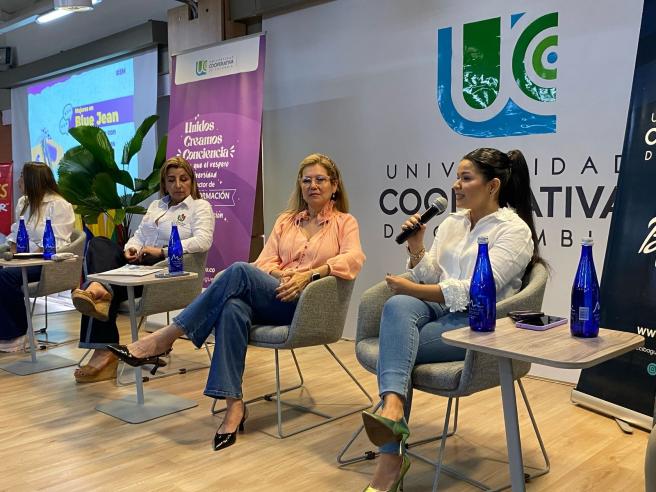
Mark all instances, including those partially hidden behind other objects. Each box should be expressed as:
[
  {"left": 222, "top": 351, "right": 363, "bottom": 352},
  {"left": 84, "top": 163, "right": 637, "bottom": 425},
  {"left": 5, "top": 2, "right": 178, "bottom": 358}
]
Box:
[{"left": 361, "top": 148, "right": 542, "bottom": 492}]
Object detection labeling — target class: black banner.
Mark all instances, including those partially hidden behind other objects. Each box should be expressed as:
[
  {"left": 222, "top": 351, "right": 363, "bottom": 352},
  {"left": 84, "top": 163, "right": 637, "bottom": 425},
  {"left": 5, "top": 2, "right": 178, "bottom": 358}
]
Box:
[{"left": 575, "top": 0, "right": 656, "bottom": 417}]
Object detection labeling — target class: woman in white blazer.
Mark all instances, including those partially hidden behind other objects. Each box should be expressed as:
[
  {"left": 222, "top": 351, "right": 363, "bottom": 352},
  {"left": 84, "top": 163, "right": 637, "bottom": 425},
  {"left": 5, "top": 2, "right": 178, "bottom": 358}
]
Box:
[{"left": 0, "top": 162, "right": 75, "bottom": 352}]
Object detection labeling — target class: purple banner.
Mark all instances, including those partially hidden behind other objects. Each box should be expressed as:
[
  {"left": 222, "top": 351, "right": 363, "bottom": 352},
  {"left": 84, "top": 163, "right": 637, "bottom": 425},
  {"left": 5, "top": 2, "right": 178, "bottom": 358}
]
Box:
[{"left": 167, "top": 35, "right": 266, "bottom": 286}]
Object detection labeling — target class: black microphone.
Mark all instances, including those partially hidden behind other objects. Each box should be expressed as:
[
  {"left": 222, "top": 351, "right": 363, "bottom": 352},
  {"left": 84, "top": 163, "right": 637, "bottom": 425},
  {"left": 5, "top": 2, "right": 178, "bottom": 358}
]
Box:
[
  {"left": 395, "top": 196, "right": 448, "bottom": 244},
  {"left": 3, "top": 252, "right": 13, "bottom": 261}
]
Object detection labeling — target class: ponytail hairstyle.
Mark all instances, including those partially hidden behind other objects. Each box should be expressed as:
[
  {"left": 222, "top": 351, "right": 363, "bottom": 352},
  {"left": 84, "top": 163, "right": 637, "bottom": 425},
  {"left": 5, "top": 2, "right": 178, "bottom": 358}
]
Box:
[{"left": 462, "top": 148, "right": 543, "bottom": 266}]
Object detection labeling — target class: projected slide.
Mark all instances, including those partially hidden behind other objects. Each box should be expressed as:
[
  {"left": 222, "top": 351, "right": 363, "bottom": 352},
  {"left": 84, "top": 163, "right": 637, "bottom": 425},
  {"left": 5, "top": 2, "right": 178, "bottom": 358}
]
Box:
[{"left": 27, "top": 58, "right": 137, "bottom": 179}]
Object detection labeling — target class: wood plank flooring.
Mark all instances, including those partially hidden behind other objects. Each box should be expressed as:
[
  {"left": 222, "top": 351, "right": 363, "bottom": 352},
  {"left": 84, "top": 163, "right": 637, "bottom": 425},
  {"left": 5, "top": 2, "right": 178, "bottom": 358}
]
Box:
[{"left": 0, "top": 311, "right": 648, "bottom": 491}]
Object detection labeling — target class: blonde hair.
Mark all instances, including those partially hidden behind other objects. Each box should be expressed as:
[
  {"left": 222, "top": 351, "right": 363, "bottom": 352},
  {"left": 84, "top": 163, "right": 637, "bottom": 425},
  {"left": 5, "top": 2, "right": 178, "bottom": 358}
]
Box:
[
  {"left": 159, "top": 156, "right": 200, "bottom": 200},
  {"left": 285, "top": 153, "right": 349, "bottom": 214}
]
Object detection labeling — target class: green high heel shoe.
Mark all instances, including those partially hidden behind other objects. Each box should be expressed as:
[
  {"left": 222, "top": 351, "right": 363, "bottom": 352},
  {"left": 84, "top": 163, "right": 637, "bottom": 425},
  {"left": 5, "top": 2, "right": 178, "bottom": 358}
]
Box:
[
  {"left": 362, "top": 411, "right": 410, "bottom": 448},
  {"left": 362, "top": 455, "right": 411, "bottom": 492}
]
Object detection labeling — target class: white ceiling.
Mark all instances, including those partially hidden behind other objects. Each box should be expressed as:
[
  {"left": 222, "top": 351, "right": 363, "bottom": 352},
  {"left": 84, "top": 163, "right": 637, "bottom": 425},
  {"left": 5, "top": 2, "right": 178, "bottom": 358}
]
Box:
[
  {"left": 0, "top": 0, "right": 41, "bottom": 17},
  {"left": 0, "top": 0, "right": 182, "bottom": 65}
]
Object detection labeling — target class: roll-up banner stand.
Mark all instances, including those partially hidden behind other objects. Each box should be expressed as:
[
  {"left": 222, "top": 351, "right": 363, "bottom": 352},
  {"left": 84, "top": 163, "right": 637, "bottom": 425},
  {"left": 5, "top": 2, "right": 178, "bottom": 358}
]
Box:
[
  {"left": 571, "top": 0, "right": 656, "bottom": 431},
  {"left": 0, "top": 163, "right": 12, "bottom": 236},
  {"left": 168, "top": 34, "right": 266, "bottom": 286}
]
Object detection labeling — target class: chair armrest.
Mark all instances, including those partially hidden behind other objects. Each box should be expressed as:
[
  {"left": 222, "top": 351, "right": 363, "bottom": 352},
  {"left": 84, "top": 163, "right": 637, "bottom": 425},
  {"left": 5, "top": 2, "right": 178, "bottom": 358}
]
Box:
[
  {"left": 356, "top": 272, "right": 412, "bottom": 343},
  {"left": 134, "top": 251, "right": 208, "bottom": 317},
  {"left": 30, "top": 256, "right": 84, "bottom": 297},
  {"left": 496, "top": 263, "right": 548, "bottom": 318},
  {"left": 284, "top": 276, "right": 355, "bottom": 349}
]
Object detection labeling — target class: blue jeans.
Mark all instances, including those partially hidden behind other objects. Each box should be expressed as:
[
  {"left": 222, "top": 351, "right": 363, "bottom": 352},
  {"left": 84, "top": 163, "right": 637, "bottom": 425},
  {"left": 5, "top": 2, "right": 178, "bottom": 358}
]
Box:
[
  {"left": 377, "top": 294, "right": 468, "bottom": 454},
  {"left": 173, "top": 262, "right": 298, "bottom": 399},
  {"left": 0, "top": 266, "right": 42, "bottom": 340}
]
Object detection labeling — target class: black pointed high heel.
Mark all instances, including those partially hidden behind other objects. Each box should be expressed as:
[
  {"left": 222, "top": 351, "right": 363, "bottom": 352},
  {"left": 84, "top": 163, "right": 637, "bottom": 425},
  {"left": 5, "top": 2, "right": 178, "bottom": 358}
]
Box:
[
  {"left": 106, "top": 344, "right": 172, "bottom": 375},
  {"left": 213, "top": 402, "right": 247, "bottom": 452}
]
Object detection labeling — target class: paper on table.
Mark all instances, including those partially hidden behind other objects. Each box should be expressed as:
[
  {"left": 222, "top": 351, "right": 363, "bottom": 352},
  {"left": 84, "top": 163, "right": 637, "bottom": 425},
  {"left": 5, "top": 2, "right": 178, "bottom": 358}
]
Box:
[{"left": 100, "top": 265, "right": 165, "bottom": 277}]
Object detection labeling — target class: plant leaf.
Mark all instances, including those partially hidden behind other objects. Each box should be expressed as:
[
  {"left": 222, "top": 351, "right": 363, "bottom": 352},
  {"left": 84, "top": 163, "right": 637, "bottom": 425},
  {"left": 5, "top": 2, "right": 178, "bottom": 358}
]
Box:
[
  {"left": 112, "top": 209, "right": 126, "bottom": 227},
  {"left": 114, "top": 170, "right": 134, "bottom": 190},
  {"left": 129, "top": 190, "right": 154, "bottom": 206},
  {"left": 121, "top": 115, "right": 159, "bottom": 165},
  {"left": 134, "top": 178, "right": 149, "bottom": 191},
  {"left": 69, "top": 126, "right": 116, "bottom": 171},
  {"left": 154, "top": 134, "right": 167, "bottom": 170},
  {"left": 124, "top": 205, "right": 147, "bottom": 215},
  {"left": 92, "top": 173, "right": 123, "bottom": 209}
]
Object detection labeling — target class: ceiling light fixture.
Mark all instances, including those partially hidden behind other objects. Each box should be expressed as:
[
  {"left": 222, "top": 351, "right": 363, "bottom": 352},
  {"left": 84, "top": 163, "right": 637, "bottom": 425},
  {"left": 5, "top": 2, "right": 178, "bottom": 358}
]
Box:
[
  {"left": 53, "top": 0, "right": 93, "bottom": 11},
  {"left": 36, "top": 9, "right": 73, "bottom": 24}
]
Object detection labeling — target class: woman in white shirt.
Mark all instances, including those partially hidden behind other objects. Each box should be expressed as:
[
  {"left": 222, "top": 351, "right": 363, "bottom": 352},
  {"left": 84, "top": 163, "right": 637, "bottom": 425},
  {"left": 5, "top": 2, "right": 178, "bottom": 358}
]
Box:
[
  {"left": 0, "top": 162, "right": 75, "bottom": 352},
  {"left": 72, "top": 156, "right": 214, "bottom": 383},
  {"left": 361, "top": 148, "right": 543, "bottom": 492}
]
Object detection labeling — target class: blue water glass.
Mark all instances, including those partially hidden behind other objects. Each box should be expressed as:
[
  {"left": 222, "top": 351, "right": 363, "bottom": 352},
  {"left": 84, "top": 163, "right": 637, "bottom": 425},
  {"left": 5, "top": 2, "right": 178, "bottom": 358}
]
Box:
[
  {"left": 469, "top": 236, "right": 497, "bottom": 332},
  {"left": 168, "top": 224, "right": 184, "bottom": 273},
  {"left": 16, "top": 216, "right": 29, "bottom": 253},
  {"left": 42, "top": 217, "right": 56, "bottom": 260},
  {"left": 570, "top": 238, "right": 600, "bottom": 337}
]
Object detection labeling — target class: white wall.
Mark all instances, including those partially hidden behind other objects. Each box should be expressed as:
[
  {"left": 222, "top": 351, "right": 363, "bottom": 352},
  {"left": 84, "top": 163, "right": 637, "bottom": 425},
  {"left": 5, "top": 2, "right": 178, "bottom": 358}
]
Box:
[{"left": 262, "top": 0, "right": 644, "bottom": 382}]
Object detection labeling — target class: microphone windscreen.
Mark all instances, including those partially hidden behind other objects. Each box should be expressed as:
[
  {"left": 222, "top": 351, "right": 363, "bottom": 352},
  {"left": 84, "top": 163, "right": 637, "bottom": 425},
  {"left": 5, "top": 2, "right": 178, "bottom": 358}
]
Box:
[{"left": 3, "top": 251, "right": 13, "bottom": 261}]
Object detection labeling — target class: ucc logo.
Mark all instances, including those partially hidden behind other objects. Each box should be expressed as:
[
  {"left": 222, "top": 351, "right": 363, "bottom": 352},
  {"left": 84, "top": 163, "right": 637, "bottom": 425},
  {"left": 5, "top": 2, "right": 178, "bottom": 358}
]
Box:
[
  {"left": 195, "top": 60, "right": 208, "bottom": 76},
  {"left": 437, "top": 12, "right": 558, "bottom": 138}
]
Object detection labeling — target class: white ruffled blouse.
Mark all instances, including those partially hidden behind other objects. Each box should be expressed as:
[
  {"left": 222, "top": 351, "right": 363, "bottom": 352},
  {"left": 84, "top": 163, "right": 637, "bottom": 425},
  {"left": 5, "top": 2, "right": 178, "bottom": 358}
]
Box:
[{"left": 408, "top": 207, "right": 534, "bottom": 312}]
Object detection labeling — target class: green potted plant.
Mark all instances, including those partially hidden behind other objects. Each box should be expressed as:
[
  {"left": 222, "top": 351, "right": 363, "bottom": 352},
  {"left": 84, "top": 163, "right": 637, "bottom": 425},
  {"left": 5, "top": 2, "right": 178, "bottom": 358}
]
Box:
[{"left": 58, "top": 115, "right": 167, "bottom": 245}]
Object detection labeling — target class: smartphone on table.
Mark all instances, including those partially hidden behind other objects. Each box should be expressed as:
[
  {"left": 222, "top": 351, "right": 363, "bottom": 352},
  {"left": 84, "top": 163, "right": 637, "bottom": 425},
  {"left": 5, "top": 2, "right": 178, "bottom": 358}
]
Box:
[
  {"left": 515, "top": 315, "right": 567, "bottom": 331},
  {"left": 154, "top": 271, "right": 190, "bottom": 278}
]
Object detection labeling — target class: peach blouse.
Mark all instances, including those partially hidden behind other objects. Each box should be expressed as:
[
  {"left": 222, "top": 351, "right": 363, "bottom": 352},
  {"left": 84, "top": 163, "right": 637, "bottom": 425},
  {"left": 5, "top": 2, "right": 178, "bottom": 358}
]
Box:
[{"left": 254, "top": 203, "right": 365, "bottom": 280}]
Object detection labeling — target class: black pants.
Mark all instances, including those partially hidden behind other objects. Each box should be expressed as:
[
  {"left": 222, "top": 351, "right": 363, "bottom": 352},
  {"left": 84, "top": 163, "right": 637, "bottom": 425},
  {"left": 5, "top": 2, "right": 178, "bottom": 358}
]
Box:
[
  {"left": 78, "top": 237, "right": 159, "bottom": 349},
  {"left": 0, "top": 266, "right": 42, "bottom": 340}
]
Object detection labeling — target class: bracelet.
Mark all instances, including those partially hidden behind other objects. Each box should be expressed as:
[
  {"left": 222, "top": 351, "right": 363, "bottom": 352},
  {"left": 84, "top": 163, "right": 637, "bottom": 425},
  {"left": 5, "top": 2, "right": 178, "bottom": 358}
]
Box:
[{"left": 406, "top": 246, "right": 425, "bottom": 262}]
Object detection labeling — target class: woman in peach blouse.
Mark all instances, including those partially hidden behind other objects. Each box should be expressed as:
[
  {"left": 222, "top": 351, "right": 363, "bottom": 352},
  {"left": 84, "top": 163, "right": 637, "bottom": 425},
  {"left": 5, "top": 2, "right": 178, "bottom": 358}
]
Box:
[{"left": 109, "top": 153, "right": 365, "bottom": 451}]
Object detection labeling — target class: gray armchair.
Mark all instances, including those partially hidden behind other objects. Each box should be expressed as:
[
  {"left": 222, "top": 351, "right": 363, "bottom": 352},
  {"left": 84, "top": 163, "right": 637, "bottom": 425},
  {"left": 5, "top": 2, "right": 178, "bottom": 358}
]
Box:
[
  {"left": 117, "top": 250, "right": 208, "bottom": 320},
  {"left": 30, "top": 229, "right": 85, "bottom": 342},
  {"left": 338, "top": 263, "right": 550, "bottom": 491},
  {"left": 211, "top": 275, "right": 373, "bottom": 438},
  {"left": 114, "top": 251, "right": 210, "bottom": 381}
]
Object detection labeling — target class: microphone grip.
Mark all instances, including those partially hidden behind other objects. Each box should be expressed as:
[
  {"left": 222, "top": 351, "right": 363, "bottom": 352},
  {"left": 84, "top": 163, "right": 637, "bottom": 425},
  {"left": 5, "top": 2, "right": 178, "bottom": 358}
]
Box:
[
  {"left": 395, "top": 224, "right": 421, "bottom": 244},
  {"left": 394, "top": 204, "right": 441, "bottom": 244}
]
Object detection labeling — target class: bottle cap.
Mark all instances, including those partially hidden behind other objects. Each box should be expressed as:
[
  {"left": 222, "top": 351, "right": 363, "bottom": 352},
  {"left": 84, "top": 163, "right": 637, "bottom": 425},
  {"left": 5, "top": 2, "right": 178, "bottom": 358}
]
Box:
[
  {"left": 581, "top": 238, "right": 594, "bottom": 246},
  {"left": 19, "top": 216, "right": 24, "bottom": 220},
  {"left": 477, "top": 236, "right": 489, "bottom": 244}
]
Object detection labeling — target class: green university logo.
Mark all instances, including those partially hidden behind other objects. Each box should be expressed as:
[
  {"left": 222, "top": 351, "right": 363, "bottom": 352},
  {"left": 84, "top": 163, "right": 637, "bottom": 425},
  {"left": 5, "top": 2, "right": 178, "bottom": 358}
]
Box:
[
  {"left": 195, "top": 60, "right": 208, "bottom": 76},
  {"left": 437, "top": 12, "right": 558, "bottom": 137}
]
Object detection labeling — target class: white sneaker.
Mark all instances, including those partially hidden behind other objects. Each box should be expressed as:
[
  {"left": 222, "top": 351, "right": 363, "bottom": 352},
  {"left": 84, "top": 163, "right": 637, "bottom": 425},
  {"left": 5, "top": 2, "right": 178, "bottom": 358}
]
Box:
[{"left": 0, "top": 335, "right": 26, "bottom": 353}]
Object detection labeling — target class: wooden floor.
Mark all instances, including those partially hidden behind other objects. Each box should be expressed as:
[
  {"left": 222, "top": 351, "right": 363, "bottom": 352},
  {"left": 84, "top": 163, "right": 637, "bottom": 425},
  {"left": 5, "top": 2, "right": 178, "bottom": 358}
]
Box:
[{"left": 0, "top": 311, "right": 648, "bottom": 491}]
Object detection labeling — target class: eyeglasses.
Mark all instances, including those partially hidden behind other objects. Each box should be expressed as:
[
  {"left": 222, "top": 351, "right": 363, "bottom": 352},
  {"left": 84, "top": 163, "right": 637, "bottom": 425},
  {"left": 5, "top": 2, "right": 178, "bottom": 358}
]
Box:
[{"left": 300, "top": 175, "right": 331, "bottom": 186}]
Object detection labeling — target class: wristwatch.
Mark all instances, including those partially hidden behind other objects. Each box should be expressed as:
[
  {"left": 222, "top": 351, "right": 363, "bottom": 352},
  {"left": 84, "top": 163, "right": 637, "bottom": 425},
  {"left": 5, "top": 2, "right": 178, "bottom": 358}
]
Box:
[{"left": 310, "top": 271, "right": 321, "bottom": 282}]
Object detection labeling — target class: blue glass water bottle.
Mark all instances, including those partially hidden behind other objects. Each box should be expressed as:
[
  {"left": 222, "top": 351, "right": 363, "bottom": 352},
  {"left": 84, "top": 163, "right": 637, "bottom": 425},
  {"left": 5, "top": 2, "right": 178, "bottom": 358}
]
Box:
[
  {"left": 570, "top": 238, "right": 600, "bottom": 338},
  {"left": 16, "top": 216, "right": 29, "bottom": 253},
  {"left": 168, "top": 224, "right": 183, "bottom": 273},
  {"left": 42, "top": 217, "right": 56, "bottom": 260},
  {"left": 469, "top": 236, "right": 497, "bottom": 332}
]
